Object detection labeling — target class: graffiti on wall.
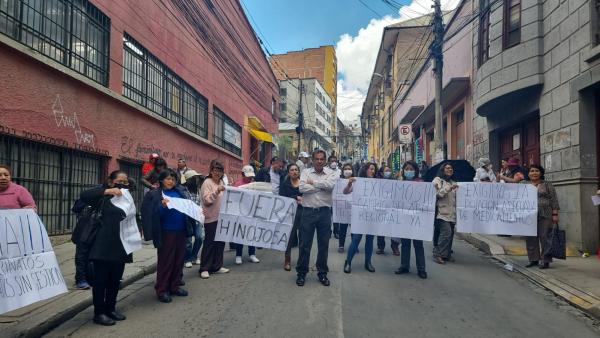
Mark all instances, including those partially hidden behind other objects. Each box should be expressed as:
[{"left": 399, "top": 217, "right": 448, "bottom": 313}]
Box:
[{"left": 52, "top": 95, "right": 97, "bottom": 148}]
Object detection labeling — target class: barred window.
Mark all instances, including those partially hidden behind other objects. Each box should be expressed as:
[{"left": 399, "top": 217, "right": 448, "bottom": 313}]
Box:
[
  {"left": 213, "top": 106, "right": 242, "bottom": 156},
  {"left": 503, "top": 0, "right": 521, "bottom": 49},
  {"left": 123, "top": 33, "right": 208, "bottom": 138},
  {"left": 0, "top": 0, "right": 110, "bottom": 85},
  {"left": 478, "top": 0, "right": 491, "bottom": 66}
]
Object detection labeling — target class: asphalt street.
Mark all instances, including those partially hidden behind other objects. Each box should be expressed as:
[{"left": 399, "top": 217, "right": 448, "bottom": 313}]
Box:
[{"left": 44, "top": 237, "right": 600, "bottom": 338}]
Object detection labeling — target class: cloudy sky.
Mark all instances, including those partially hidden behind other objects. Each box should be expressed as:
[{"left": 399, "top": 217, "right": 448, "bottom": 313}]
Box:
[{"left": 243, "top": 0, "right": 461, "bottom": 126}]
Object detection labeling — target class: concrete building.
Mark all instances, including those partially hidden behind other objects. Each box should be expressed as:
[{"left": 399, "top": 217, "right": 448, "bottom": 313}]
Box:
[
  {"left": 472, "top": 0, "right": 600, "bottom": 251},
  {"left": 278, "top": 78, "right": 333, "bottom": 157},
  {"left": 270, "top": 46, "right": 338, "bottom": 151},
  {"left": 0, "top": 0, "right": 279, "bottom": 235}
]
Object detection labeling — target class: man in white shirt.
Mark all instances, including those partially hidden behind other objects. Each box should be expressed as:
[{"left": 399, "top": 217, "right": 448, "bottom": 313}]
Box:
[
  {"left": 296, "top": 151, "right": 310, "bottom": 172},
  {"left": 296, "top": 149, "right": 337, "bottom": 287}
]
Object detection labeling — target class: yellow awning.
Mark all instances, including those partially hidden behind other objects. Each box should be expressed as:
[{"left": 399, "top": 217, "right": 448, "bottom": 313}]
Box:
[{"left": 249, "top": 128, "right": 273, "bottom": 143}]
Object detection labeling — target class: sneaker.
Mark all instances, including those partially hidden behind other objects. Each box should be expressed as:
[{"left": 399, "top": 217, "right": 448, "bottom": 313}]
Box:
[
  {"left": 194, "top": 259, "right": 201, "bottom": 265},
  {"left": 75, "top": 280, "right": 91, "bottom": 290},
  {"left": 185, "top": 262, "right": 193, "bottom": 268},
  {"left": 249, "top": 255, "right": 260, "bottom": 263},
  {"left": 200, "top": 271, "right": 210, "bottom": 279},
  {"left": 235, "top": 256, "right": 243, "bottom": 265},
  {"left": 215, "top": 267, "right": 230, "bottom": 274}
]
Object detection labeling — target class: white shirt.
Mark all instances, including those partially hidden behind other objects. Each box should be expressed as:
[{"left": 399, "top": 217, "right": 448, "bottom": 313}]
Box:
[
  {"left": 269, "top": 167, "right": 281, "bottom": 195},
  {"left": 299, "top": 167, "right": 337, "bottom": 208},
  {"left": 474, "top": 167, "right": 497, "bottom": 182},
  {"left": 296, "top": 159, "right": 305, "bottom": 172}
]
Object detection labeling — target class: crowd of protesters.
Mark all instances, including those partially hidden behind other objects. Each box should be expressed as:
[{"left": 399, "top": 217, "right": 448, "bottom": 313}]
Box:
[{"left": 0, "top": 150, "right": 572, "bottom": 327}]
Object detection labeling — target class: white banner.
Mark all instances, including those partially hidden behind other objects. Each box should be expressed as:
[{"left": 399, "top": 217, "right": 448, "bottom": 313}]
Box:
[
  {"left": 111, "top": 190, "right": 142, "bottom": 254},
  {"left": 457, "top": 182, "right": 538, "bottom": 236},
  {"left": 215, "top": 187, "right": 297, "bottom": 251},
  {"left": 0, "top": 209, "right": 67, "bottom": 315},
  {"left": 350, "top": 178, "right": 436, "bottom": 241},
  {"left": 332, "top": 179, "right": 352, "bottom": 224},
  {"left": 163, "top": 192, "right": 205, "bottom": 224}
]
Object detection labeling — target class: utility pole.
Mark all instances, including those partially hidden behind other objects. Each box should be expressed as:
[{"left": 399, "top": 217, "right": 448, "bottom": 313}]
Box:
[
  {"left": 432, "top": 0, "right": 445, "bottom": 163},
  {"left": 296, "top": 79, "right": 304, "bottom": 155}
]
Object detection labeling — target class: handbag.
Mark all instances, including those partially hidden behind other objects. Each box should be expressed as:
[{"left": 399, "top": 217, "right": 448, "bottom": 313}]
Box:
[
  {"left": 544, "top": 224, "right": 566, "bottom": 260},
  {"left": 74, "top": 199, "right": 105, "bottom": 246}
]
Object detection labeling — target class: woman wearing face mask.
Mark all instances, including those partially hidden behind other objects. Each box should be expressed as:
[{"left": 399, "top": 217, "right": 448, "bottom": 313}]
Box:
[
  {"left": 432, "top": 162, "right": 459, "bottom": 264},
  {"left": 141, "top": 169, "right": 194, "bottom": 303},
  {"left": 343, "top": 162, "right": 377, "bottom": 273},
  {"left": 395, "top": 161, "right": 427, "bottom": 279},
  {"left": 79, "top": 170, "right": 133, "bottom": 326},
  {"left": 336, "top": 163, "right": 354, "bottom": 253},
  {"left": 328, "top": 155, "right": 341, "bottom": 238},
  {"left": 376, "top": 165, "right": 400, "bottom": 256},
  {"left": 279, "top": 163, "right": 303, "bottom": 271},
  {"left": 474, "top": 158, "right": 496, "bottom": 182}
]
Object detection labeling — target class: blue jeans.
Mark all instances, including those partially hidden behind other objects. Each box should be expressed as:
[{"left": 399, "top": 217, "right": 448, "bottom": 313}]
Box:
[
  {"left": 346, "top": 234, "right": 374, "bottom": 265},
  {"left": 185, "top": 222, "right": 203, "bottom": 263},
  {"left": 235, "top": 244, "right": 256, "bottom": 257}
]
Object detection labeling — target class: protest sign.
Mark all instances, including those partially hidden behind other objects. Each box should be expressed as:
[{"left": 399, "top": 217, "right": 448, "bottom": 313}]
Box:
[
  {"left": 111, "top": 189, "right": 142, "bottom": 254},
  {"left": 350, "top": 178, "right": 436, "bottom": 241},
  {"left": 163, "top": 192, "right": 205, "bottom": 224},
  {"left": 0, "top": 209, "right": 67, "bottom": 315},
  {"left": 215, "top": 187, "right": 297, "bottom": 251},
  {"left": 332, "top": 179, "right": 352, "bottom": 224},
  {"left": 456, "top": 182, "right": 537, "bottom": 236}
]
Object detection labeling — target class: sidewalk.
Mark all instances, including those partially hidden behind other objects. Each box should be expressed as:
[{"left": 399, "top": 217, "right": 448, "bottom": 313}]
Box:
[
  {"left": 0, "top": 241, "right": 158, "bottom": 338},
  {"left": 459, "top": 233, "right": 600, "bottom": 320}
]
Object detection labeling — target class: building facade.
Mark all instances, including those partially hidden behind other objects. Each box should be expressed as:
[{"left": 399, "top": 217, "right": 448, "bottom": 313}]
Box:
[
  {"left": 472, "top": 0, "right": 600, "bottom": 251},
  {"left": 0, "top": 0, "right": 279, "bottom": 235}
]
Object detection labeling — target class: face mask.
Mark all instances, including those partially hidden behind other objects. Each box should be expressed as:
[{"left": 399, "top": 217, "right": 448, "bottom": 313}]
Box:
[
  {"left": 114, "top": 183, "right": 129, "bottom": 189},
  {"left": 383, "top": 172, "right": 392, "bottom": 178},
  {"left": 404, "top": 171, "right": 415, "bottom": 179},
  {"left": 343, "top": 170, "right": 353, "bottom": 178},
  {"left": 330, "top": 162, "right": 338, "bottom": 170}
]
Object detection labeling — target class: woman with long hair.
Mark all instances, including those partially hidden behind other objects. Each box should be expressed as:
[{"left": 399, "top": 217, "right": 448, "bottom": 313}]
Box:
[
  {"left": 524, "top": 164, "right": 560, "bottom": 269},
  {"left": 279, "top": 163, "right": 303, "bottom": 271},
  {"left": 342, "top": 162, "right": 378, "bottom": 273},
  {"left": 336, "top": 163, "right": 354, "bottom": 253},
  {"left": 80, "top": 170, "right": 133, "bottom": 325},
  {"left": 199, "top": 160, "right": 229, "bottom": 279},
  {"left": 395, "top": 161, "right": 427, "bottom": 279},
  {"left": 376, "top": 164, "right": 400, "bottom": 256},
  {"left": 432, "top": 162, "right": 458, "bottom": 264}
]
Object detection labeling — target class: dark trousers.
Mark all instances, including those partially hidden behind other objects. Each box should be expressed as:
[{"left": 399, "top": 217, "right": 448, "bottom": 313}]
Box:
[
  {"left": 337, "top": 223, "right": 349, "bottom": 248},
  {"left": 235, "top": 244, "right": 256, "bottom": 256},
  {"left": 155, "top": 230, "right": 186, "bottom": 296},
  {"left": 526, "top": 218, "right": 553, "bottom": 263},
  {"left": 346, "top": 234, "right": 374, "bottom": 265},
  {"left": 400, "top": 238, "right": 425, "bottom": 272},
  {"left": 377, "top": 236, "right": 386, "bottom": 250},
  {"left": 75, "top": 242, "right": 90, "bottom": 283},
  {"left": 296, "top": 207, "right": 331, "bottom": 276},
  {"left": 285, "top": 207, "right": 303, "bottom": 258},
  {"left": 92, "top": 260, "right": 125, "bottom": 316},
  {"left": 433, "top": 219, "right": 455, "bottom": 259},
  {"left": 185, "top": 222, "right": 203, "bottom": 262},
  {"left": 200, "top": 221, "right": 225, "bottom": 273}
]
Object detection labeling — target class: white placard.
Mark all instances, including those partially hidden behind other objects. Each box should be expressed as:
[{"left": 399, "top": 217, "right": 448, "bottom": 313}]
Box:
[
  {"left": 591, "top": 195, "right": 600, "bottom": 206},
  {"left": 111, "top": 190, "right": 142, "bottom": 254},
  {"left": 350, "top": 178, "right": 436, "bottom": 241},
  {"left": 163, "top": 193, "right": 205, "bottom": 224},
  {"left": 215, "top": 187, "right": 297, "bottom": 251},
  {"left": 0, "top": 209, "right": 68, "bottom": 315},
  {"left": 456, "top": 182, "right": 538, "bottom": 236},
  {"left": 332, "top": 179, "right": 352, "bottom": 224}
]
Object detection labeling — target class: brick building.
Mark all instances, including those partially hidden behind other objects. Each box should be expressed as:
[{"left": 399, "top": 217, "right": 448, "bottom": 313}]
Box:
[{"left": 0, "top": 0, "right": 279, "bottom": 235}]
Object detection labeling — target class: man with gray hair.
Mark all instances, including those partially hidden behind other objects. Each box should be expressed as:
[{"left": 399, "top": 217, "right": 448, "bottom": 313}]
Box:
[{"left": 473, "top": 157, "right": 496, "bottom": 182}]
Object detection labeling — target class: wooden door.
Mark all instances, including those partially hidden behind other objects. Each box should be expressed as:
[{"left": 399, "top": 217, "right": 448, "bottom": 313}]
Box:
[{"left": 523, "top": 118, "right": 540, "bottom": 166}]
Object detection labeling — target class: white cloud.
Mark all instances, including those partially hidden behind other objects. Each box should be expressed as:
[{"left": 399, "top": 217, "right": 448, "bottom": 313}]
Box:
[{"left": 335, "top": 0, "right": 460, "bottom": 124}]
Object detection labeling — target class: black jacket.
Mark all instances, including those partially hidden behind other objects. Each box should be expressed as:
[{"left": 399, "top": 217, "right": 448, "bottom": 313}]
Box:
[
  {"left": 80, "top": 186, "right": 133, "bottom": 263},
  {"left": 255, "top": 167, "right": 271, "bottom": 183},
  {"left": 141, "top": 185, "right": 195, "bottom": 249},
  {"left": 279, "top": 176, "right": 302, "bottom": 200}
]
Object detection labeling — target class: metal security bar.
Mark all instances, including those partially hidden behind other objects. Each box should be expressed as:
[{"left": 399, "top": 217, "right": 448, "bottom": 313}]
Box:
[
  {"left": 0, "top": 133, "right": 105, "bottom": 235},
  {"left": 0, "top": 0, "right": 110, "bottom": 85},
  {"left": 213, "top": 106, "right": 242, "bottom": 156},
  {"left": 117, "top": 159, "right": 143, "bottom": 211},
  {"left": 122, "top": 33, "right": 209, "bottom": 139}
]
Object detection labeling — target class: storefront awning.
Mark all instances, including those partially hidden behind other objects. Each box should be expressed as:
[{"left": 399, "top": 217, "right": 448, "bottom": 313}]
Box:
[{"left": 248, "top": 128, "right": 273, "bottom": 143}]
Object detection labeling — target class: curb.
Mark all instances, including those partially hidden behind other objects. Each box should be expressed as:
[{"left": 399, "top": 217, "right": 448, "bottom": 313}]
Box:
[
  {"left": 459, "top": 233, "right": 600, "bottom": 321},
  {"left": 7, "top": 262, "right": 157, "bottom": 338}
]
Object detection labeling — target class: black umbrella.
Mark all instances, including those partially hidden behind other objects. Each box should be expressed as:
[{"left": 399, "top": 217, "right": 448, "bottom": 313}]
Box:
[{"left": 423, "top": 159, "right": 476, "bottom": 182}]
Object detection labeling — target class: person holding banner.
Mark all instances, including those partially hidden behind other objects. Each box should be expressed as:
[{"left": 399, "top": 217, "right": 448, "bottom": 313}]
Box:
[
  {"left": 343, "top": 162, "right": 378, "bottom": 274},
  {"left": 141, "top": 169, "right": 194, "bottom": 303},
  {"left": 524, "top": 164, "right": 560, "bottom": 269},
  {"left": 395, "top": 161, "right": 427, "bottom": 279},
  {"left": 0, "top": 164, "right": 37, "bottom": 210},
  {"left": 376, "top": 164, "right": 400, "bottom": 256},
  {"left": 279, "top": 163, "right": 303, "bottom": 271},
  {"left": 296, "top": 150, "right": 337, "bottom": 287},
  {"left": 432, "top": 162, "right": 459, "bottom": 265},
  {"left": 199, "top": 160, "right": 230, "bottom": 279},
  {"left": 336, "top": 163, "right": 354, "bottom": 253},
  {"left": 79, "top": 170, "right": 133, "bottom": 326},
  {"left": 232, "top": 165, "right": 260, "bottom": 265},
  {"left": 474, "top": 158, "right": 496, "bottom": 183},
  {"left": 183, "top": 170, "right": 205, "bottom": 268}
]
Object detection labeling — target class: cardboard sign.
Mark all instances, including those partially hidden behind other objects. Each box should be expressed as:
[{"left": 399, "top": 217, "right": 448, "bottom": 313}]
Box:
[{"left": 332, "top": 179, "right": 352, "bottom": 224}]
